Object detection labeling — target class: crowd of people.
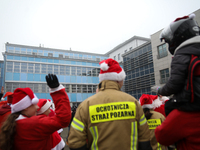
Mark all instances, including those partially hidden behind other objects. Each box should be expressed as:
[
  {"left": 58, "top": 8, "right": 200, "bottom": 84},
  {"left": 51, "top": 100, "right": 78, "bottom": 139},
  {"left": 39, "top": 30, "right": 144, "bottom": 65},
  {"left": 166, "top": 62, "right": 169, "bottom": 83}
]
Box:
[{"left": 0, "top": 13, "right": 200, "bottom": 150}]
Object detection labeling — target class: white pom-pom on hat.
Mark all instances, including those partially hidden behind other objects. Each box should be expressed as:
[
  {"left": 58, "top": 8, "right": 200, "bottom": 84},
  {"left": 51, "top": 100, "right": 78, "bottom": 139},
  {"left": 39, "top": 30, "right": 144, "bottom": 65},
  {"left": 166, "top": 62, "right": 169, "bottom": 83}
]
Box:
[
  {"left": 189, "top": 13, "right": 195, "bottom": 19},
  {"left": 100, "top": 62, "right": 109, "bottom": 71}
]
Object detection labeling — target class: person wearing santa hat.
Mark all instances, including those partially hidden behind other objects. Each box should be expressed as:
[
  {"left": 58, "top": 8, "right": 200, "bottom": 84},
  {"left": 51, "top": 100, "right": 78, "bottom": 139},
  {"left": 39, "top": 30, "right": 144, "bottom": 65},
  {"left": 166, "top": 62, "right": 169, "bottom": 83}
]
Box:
[
  {"left": 68, "top": 58, "right": 152, "bottom": 150},
  {"left": 37, "top": 99, "right": 65, "bottom": 150},
  {"left": 0, "top": 91, "right": 13, "bottom": 130},
  {"left": 139, "top": 94, "right": 166, "bottom": 150},
  {"left": 154, "top": 14, "right": 200, "bottom": 150},
  {"left": 147, "top": 95, "right": 167, "bottom": 117},
  {"left": 0, "top": 74, "right": 71, "bottom": 150}
]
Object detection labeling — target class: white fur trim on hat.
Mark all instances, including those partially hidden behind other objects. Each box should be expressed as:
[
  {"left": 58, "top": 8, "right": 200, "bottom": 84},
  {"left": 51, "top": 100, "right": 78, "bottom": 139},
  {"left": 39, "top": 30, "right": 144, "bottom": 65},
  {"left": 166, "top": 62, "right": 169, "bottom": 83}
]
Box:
[
  {"left": 37, "top": 100, "right": 52, "bottom": 115},
  {"left": 11, "top": 94, "right": 39, "bottom": 113},
  {"left": 189, "top": 13, "right": 195, "bottom": 19},
  {"left": 153, "top": 97, "right": 162, "bottom": 109},
  {"left": 99, "top": 69, "right": 126, "bottom": 82},
  {"left": 141, "top": 104, "right": 154, "bottom": 109}
]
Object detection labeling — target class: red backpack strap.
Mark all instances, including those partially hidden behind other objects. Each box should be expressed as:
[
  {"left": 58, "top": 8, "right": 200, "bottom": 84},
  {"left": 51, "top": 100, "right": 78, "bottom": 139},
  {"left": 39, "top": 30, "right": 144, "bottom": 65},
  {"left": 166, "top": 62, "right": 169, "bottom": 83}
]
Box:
[{"left": 187, "top": 54, "right": 200, "bottom": 103}]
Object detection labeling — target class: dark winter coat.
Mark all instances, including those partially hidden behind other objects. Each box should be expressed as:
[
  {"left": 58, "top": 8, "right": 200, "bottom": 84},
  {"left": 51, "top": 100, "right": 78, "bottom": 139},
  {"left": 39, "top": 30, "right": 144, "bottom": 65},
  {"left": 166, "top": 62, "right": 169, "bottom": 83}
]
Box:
[{"left": 158, "top": 36, "right": 200, "bottom": 112}]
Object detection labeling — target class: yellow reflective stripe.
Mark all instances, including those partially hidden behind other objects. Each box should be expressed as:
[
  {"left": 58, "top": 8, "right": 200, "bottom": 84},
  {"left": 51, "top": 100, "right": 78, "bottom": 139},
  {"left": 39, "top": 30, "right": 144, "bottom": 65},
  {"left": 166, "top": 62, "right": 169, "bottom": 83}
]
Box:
[
  {"left": 157, "top": 143, "right": 161, "bottom": 150},
  {"left": 71, "top": 118, "right": 84, "bottom": 132},
  {"left": 89, "top": 102, "right": 136, "bottom": 123},
  {"left": 89, "top": 126, "right": 98, "bottom": 150},
  {"left": 130, "top": 121, "right": 137, "bottom": 150},
  {"left": 139, "top": 114, "right": 147, "bottom": 126}
]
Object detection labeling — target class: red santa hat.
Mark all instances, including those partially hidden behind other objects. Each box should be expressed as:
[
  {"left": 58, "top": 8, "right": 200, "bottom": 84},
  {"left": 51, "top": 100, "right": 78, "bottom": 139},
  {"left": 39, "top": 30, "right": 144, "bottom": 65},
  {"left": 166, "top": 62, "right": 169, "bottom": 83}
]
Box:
[
  {"left": 99, "top": 58, "right": 126, "bottom": 82},
  {"left": 139, "top": 94, "right": 154, "bottom": 109},
  {"left": 11, "top": 87, "right": 39, "bottom": 113},
  {"left": 3, "top": 92, "right": 13, "bottom": 104},
  {"left": 37, "top": 99, "right": 52, "bottom": 115}
]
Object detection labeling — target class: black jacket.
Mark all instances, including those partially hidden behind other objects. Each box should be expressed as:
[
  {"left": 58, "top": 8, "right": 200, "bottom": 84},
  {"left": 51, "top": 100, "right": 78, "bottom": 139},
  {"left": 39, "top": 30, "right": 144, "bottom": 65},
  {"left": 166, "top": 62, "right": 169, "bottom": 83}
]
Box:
[{"left": 158, "top": 36, "right": 200, "bottom": 111}]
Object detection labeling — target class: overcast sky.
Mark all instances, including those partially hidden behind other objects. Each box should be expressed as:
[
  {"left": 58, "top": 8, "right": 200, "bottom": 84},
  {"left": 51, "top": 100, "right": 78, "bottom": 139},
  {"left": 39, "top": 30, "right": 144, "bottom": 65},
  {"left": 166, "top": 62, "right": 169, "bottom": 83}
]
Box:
[{"left": 0, "top": 0, "right": 200, "bottom": 60}]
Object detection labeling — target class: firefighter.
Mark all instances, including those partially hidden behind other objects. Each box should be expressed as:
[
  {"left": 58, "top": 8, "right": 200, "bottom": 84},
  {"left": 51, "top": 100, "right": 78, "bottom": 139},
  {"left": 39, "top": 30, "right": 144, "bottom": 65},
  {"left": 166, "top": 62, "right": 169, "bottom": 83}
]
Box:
[{"left": 67, "top": 58, "right": 152, "bottom": 150}]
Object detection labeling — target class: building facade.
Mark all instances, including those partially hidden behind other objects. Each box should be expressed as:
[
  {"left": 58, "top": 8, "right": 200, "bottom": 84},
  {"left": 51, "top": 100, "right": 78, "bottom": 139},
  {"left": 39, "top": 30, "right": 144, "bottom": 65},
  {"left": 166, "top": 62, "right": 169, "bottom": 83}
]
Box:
[
  {"left": 123, "top": 42, "right": 156, "bottom": 100},
  {"left": 3, "top": 43, "right": 108, "bottom": 106},
  {"left": 106, "top": 36, "right": 150, "bottom": 63}
]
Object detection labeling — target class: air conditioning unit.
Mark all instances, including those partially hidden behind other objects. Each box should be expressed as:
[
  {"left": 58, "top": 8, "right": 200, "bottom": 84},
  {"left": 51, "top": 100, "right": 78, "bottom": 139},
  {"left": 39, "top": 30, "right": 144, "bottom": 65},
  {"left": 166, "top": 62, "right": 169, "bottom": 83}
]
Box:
[
  {"left": 96, "top": 58, "right": 100, "bottom": 61},
  {"left": 65, "top": 56, "right": 69, "bottom": 58},
  {"left": 48, "top": 53, "right": 53, "bottom": 57},
  {"left": 32, "top": 52, "right": 37, "bottom": 55},
  {"left": 59, "top": 54, "right": 63, "bottom": 58}
]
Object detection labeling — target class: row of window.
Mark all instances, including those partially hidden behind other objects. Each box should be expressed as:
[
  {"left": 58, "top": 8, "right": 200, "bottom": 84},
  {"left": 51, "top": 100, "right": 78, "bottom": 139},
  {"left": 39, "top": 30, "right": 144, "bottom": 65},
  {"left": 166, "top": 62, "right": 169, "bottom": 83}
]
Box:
[
  {"left": 7, "top": 46, "right": 108, "bottom": 61},
  {"left": 5, "top": 73, "right": 100, "bottom": 84},
  {"left": 7, "top": 55, "right": 100, "bottom": 67},
  {"left": 125, "top": 68, "right": 154, "bottom": 80},
  {"left": 5, "top": 82, "right": 98, "bottom": 93},
  {"left": 126, "top": 63, "right": 154, "bottom": 73},
  {"left": 124, "top": 74, "right": 155, "bottom": 90},
  {"left": 6, "top": 62, "right": 100, "bottom": 76},
  {"left": 123, "top": 44, "right": 152, "bottom": 62},
  {"left": 5, "top": 82, "right": 97, "bottom": 102}
]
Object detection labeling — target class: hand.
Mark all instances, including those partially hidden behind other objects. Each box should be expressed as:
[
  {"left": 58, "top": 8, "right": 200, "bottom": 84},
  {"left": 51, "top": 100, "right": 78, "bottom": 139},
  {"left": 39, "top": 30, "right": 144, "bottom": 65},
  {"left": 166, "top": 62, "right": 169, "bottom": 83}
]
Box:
[
  {"left": 151, "top": 85, "right": 160, "bottom": 94},
  {"left": 45, "top": 74, "right": 60, "bottom": 88}
]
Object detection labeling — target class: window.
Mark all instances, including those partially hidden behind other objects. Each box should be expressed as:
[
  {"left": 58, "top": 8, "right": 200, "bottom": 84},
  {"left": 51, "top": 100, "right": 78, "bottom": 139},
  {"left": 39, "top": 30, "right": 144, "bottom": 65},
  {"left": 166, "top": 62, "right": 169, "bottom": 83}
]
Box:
[
  {"left": 124, "top": 50, "right": 127, "bottom": 53},
  {"left": 21, "top": 63, "right": 27, "bottom": 73},
  {"left": 157, "top": 44, "right": 168, "bottom": 59},
  {"left": 118, "top": 54, "right": 120, "bottom": 61},
  {"left": 160, "top": 68, "right": 169, "bottom": 84},
  {"left": 28, "top": 63, "right": 34, "bottom": 73},
  {"left": 60, "top": 66, "right": 65, "bottom": 75},
  {"left": 6, "top": 62, "right": 13, "bottom": 72},
  {"left": 130, "top": 47, "right": 132, "bottom": 51},
  {"left": 114, "top": 56, "right": 116, "bottom": 60},
  {"left": 35, "top": 64, "right": 40, "bottom": 73}
]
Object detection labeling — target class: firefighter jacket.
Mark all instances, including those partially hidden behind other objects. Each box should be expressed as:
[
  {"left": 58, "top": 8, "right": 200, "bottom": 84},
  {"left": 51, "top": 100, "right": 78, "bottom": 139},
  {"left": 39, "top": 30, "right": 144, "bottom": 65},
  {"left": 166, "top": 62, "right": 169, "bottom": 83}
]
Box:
[
  {"left": 147, "top": 110, "right": 166, "bottom": 150},
  {"left": 68, "top": 80, "right": 151, "bottom": 150}
]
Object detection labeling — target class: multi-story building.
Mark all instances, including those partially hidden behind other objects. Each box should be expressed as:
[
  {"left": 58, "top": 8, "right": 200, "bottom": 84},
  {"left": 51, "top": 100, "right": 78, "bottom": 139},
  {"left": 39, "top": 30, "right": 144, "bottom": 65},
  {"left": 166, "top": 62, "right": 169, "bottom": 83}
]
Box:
[
  {"left": 3, "top": 43, "right": 108, "bottom": 106},
  {"left": 151, "top": 9, "right": 200, "bottom": 87},
  {"left": 105, "top": 36, "right": 150, "bottom": 63},
  {"left": 122, "top": 42, "right": 156, "bottom": 99}
]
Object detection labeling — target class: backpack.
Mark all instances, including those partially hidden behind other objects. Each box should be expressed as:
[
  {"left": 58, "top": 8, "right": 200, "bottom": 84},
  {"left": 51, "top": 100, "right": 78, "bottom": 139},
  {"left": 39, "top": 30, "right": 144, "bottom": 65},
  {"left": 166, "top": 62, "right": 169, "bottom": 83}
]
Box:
[{"left": 165, "top": 54, "right": 200, "bottom": 116}]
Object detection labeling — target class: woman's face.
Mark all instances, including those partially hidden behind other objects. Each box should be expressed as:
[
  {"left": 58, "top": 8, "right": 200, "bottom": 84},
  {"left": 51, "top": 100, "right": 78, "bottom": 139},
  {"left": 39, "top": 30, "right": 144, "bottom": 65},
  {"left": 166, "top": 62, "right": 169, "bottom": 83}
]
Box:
[
  {"left": 25, "top": 104, "right": 39, "bottom": 117},
  {"left": 43, "top": 108, "right": 51, "bottom": 116}
]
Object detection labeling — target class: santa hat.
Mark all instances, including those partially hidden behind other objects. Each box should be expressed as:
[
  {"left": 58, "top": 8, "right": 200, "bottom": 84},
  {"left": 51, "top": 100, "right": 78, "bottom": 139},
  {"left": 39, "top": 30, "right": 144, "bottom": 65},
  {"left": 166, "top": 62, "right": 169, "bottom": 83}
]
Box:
[
  {"left": 99, "top": 58, "right": 126, "bottom": 82},
  {"left": 3, "top": 92, "right": 13, "bottom": 104},
  {"left": 37, "top": 99, "right": 52, "bottom": 115},
  {"left": 173, "top": 13, "right": 195, "bottom": 23},
  {"left": 11, "top": 87, "right": 39, "bottom": 113},
  {"left": 139, "top": 94, "right": 154, "bottom": 109}
]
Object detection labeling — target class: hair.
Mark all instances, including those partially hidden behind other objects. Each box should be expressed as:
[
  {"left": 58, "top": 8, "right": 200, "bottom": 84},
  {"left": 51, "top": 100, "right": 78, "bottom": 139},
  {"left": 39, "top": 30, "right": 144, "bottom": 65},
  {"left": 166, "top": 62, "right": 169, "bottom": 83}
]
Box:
[
  {"left": 0, "top": 112, "right": 21, "bottom": 150},
  {"left": 143, "top": 108, "right": 153, "bottom": 120}
]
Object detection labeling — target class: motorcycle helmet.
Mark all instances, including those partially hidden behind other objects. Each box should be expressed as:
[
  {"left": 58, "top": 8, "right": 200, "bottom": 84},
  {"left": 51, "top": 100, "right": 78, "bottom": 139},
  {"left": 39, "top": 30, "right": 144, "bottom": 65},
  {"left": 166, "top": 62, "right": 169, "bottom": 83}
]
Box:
[{"left": 160, "top": 14, "right": 200, "bottom": 55}]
